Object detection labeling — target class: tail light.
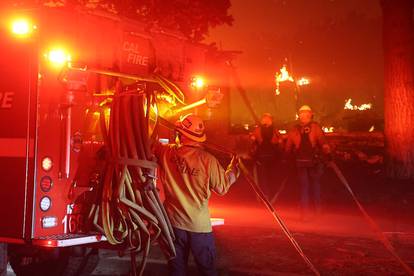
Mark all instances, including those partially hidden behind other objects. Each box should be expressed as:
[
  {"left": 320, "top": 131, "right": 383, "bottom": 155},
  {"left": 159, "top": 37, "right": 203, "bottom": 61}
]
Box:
[{"left": 39, "top": 176, "right": 53, "bottom": 192}]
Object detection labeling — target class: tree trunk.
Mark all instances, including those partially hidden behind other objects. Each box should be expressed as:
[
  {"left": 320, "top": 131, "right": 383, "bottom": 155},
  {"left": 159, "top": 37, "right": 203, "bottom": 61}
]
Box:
[{"left": 382, "top": 0, "right": 414, "bottom": 179}]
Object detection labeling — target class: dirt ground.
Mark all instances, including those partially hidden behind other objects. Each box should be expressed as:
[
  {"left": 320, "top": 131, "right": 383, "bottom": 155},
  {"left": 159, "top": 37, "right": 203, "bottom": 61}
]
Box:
[
  {"left": 88, "top": 161, "right": 414, "bottom": 276},
  {"left": 7, "top": 160, "right": 412, "bottom": 275}
]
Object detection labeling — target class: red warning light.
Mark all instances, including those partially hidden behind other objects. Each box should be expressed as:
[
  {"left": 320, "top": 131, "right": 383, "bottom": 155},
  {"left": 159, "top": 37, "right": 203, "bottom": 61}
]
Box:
[{"left": 40, "top": 176, "right": 53, "bottom": 192}]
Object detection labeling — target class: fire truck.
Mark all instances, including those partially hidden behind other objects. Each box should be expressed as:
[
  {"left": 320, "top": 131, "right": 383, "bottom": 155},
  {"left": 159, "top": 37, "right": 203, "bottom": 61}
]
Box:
[{"left": 0, "top": 6, "right": 230, "bottom": 275}]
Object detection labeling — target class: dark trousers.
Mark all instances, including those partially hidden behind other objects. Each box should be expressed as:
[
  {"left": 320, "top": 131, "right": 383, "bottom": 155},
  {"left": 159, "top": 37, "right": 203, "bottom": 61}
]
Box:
[
  {"left": 0, "top": 243, "right": 7, "bottom": 276},
  {"left": 168, "top": 227, "right": 217, "bottom": 276},
  {"left": 297, "top": 164, "right": 323, "bottom": 212},
  {"left": 257, "top": 157, "right": 277, "bottom": 199}
]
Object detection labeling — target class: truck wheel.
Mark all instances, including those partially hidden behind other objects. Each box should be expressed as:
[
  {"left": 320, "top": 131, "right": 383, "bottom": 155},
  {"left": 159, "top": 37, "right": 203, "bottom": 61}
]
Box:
[
  {"left": 0, "top": 243, "right": 8, "bottom": 276},
  {"left": 9, "top": 246, "right": 99, "bottom": 276},
  {"left": 60, "top": 247, "right": 99, "bottom": 276},
  {"left": 9, "top": 248, "right": 62, "bottom": 276}
]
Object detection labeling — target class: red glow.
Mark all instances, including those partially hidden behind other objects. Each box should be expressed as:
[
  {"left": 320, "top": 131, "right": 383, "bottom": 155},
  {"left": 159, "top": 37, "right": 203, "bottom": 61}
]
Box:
[{"left": 209, "top": 204, "right": 376, "bottom": 237}]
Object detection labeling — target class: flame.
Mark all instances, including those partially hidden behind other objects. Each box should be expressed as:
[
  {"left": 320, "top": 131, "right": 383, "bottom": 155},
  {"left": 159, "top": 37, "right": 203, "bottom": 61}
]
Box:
[
  {"left": 344, "top": 98, "right": 372, "bottom": 111},
  {"left": 275, "top": 65, "right": 294, "bottom": 95},
  {"left": 297, "top": 77, "right": 310, "bottom": 86},
  {"left": 277, "top": 65, "right": 294, "bottom": 82},
  {"left": 278, "top": 129, "right": 287, "bottom": 135},
  {"left": 369, "top": 126, "right": 375, "bottom": 132},
  {"left": 322, "top": 126, "right": 334, "bottom": 133}
]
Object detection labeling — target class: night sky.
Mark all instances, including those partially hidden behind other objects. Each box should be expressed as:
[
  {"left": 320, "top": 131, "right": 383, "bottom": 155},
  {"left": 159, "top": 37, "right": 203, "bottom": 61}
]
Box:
[{"left": 207, "top": 0, "right": 383, "bottom": 126}]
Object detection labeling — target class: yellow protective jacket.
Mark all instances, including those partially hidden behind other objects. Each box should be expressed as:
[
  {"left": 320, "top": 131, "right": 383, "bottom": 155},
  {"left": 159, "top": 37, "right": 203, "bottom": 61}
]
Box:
[{"left": 154, "top": 142, "right": 233, "bottom": 233}]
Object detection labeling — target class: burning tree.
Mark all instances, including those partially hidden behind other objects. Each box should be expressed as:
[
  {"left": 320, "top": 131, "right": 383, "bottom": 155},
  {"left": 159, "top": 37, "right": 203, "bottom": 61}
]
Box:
[
  {"left": 344, "top": 99, "right": 372, "bottom": 111},
  {"left": 275, "top": 65, "right": 294, "bottom": 95},
  {"left": 381, "top": 0, "right": 414, "bottom": 179}
]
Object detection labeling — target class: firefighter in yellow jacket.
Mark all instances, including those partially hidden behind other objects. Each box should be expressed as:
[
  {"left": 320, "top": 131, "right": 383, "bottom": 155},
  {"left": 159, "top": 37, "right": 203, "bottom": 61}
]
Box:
[{"left": 153, "top": 114, "right": 239, "bottom": 276}]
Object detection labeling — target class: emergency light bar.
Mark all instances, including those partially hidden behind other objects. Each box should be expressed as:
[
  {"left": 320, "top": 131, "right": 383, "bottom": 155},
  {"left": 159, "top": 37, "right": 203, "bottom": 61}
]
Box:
[
  {"left": 46, "top": 48, "right": 71, "bottom": 67},
  {"left": 191, "top": 76, "right": 206, "bottom": 90},
  {"left": 10, "top": 18, "right": 36, "bottom": 36}
]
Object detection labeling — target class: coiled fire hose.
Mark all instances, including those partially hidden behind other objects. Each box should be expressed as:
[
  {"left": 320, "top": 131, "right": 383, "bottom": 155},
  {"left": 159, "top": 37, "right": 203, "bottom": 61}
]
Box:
[
  {"left": 88, "top": 85, "right": 176, "bottom": 276},
  {"left": 328, "top": 161, "right": 414, "bottom": 276}
]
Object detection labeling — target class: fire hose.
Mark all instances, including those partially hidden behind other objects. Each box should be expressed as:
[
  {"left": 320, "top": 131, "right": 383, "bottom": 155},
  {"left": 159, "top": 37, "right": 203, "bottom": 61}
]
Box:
[
  {"left": 327, "top": 161, "right": 414, "bottom": 276},
  {"left": 270, "top": 175, "right": 289, "bottom": 205},
  {"left": 237, "top": 161, "right": 321, "bottom": 276},
  {"left": 207, "top": 142, "right": 414, "bottom": 275},
  {"left": 88, "top": 85, "right": 176, "bottom": 276},
  {"left": 155, "top": 119, "right": 321, "bottom": 276},
  {"left": 227, "top": 62, "right": 261, "bottom": 125},
  {"left": 158, "top": 115, "right": 414, "bottom": 275}
]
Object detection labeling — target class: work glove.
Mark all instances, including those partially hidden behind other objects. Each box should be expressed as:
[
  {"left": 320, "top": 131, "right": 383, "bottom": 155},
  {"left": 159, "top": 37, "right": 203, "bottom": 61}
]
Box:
[
  {"left": 227, "top": 155, "right": 241, "bottom": 178},
  {"left": 321, "top": 144, "right": 333, "bottom": 163}
]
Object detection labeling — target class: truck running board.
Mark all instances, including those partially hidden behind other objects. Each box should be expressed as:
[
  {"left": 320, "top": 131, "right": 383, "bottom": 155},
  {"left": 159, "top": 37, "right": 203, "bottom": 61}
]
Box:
[
  {"left": 33, "top": 218, "right": 224, "bottom": 248},
  {"left": 32, "top": 233, "right": 107, "bottom": 247}
]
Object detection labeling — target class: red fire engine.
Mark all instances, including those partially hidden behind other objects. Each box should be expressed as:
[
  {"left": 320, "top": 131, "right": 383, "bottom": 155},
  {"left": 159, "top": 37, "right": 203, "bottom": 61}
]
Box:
[{"left": 0, "top": 6, "right": 229, "bottom": 275}]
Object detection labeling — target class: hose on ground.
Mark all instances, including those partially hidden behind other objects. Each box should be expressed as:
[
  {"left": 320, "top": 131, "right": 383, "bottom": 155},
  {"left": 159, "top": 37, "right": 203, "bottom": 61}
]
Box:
[
  {"left": 328, "top": 161, "right": 414, "bottom": 276},
  {"left": 153, "top": 122, "right": 321, "bottom": 276},
  {"left": 238, "top": 160, "right": 321, "bottom": 276}
]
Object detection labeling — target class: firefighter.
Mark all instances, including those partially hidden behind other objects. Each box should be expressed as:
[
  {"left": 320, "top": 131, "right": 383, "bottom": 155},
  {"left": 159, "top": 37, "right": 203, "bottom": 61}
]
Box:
[
  {"left": 153, "top": 114, "right": 240, "bottom": 276},
  {"left": 285, "top": 105, "right": 330, "bottom": 220},
  {"left": 250, "top": 113, "right": 281, "bottom": 199}
]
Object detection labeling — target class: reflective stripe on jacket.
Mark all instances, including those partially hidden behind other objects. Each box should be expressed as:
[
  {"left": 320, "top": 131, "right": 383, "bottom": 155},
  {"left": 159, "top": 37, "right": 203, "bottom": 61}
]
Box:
[
  {"left": 285, "top": 122, "right": 329, "bottom": 154},
  {"left": 154, "top": 142, "right": 233, "bottom": 233}
]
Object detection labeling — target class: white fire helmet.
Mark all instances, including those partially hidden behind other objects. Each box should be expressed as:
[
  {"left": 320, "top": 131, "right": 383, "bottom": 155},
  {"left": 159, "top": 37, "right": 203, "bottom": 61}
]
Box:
[
  {"left": 298, "top": 105, "right": 312, "bottom": 113},
  {"left": 175, "top": 114, "right": 206, "bottom": 142}
]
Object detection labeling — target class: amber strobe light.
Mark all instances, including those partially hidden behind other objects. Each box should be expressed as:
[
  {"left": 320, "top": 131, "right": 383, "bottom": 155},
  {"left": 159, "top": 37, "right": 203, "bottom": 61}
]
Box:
[
  {"left": 41, "top": 157, "right": 53, "bottom": 171},
  {"left": 190, "top": 76, "right": 206, "bottom": 90},
  {"left": 10, "top": 18, "right": 36, "bottom": 36},
  {"left": 45, "top": 48, "right": 72, "bottom": 67}
]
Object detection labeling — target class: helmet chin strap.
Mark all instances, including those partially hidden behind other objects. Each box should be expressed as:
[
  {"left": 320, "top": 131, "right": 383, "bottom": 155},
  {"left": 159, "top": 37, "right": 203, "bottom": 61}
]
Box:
[
  {"left": 175, "top": 133, "right": 196, "bottom": 145},
  {"left": 175, "top": 131, "right": 182, "bottom": 144}
]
